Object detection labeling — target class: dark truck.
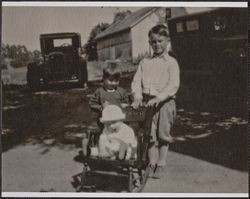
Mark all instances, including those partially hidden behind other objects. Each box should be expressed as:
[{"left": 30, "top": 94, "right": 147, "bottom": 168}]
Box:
[
  {"left": 167, "top": 8, "right": 247, "bottom": 97},
  {"left": 27, "top": 32, "right": 88, "bottom": 90}
]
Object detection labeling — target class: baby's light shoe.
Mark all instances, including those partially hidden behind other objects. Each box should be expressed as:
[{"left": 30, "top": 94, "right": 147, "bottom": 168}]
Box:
[{"left": 125, "top": 147, "right": 132, "bottom": 160}]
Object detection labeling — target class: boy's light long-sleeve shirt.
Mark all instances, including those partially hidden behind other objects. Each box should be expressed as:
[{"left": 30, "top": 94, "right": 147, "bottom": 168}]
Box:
[{"left": 131, "top": 52, "right": 180, "bottom": 101}]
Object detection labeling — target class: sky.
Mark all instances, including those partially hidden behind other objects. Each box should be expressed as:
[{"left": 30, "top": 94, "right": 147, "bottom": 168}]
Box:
[{"left": 2, "top": 6, "right": 213, "bottom": 51}]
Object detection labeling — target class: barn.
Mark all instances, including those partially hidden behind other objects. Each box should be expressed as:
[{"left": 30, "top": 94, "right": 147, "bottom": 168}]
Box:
[{"left": 95, "top": 7, "right": 187, "bottom": 63}]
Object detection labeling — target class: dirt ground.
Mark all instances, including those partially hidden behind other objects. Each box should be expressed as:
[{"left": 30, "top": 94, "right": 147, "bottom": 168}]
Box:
[{"left": 1, "top": 75, "right": 248, "bottom": 194}]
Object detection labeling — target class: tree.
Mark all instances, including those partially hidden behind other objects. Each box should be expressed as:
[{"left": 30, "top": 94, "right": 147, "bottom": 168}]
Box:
[
  {"left": 1, "top": 43, "right": 41, "bottom": 68},
  {"left": 83, "top": 10, "right": 132, "bottom": 61},
  {"left": 84, "top": 22, "right": 110, "bottom": 61},
  {"left": 9, "top": 45, "right": 17, "bottom": 59},
  {"left": 113, "top": 10, "right": 132, "bottom": 23},
  {"left": 0, "top": 54, "right": 7, "bottom": 70},
  {"left": 10, "top": 45, "right": 32, "bottom": 68}
]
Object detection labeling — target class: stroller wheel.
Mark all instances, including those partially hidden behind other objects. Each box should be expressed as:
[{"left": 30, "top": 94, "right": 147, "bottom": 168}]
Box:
[{"left": 128, "top": 165, "right": 149, "bottom": 192}]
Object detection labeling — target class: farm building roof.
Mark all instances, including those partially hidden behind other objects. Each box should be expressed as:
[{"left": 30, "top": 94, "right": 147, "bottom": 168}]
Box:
[
  {"left": 95, "top": 7, "right": 187, "bottom": 40},
  {"left": 95, "top": 7, "right": 156, "bottom": 40}
]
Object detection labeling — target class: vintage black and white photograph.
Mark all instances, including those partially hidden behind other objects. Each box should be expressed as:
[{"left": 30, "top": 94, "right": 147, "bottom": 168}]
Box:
[{"left": 1, "top": 1, "right": 248, "bottom": 196}]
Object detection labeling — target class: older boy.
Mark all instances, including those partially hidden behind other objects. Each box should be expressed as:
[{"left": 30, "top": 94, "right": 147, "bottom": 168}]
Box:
[{"left": 131, "top": 24, "right": 180, "bottom": 179}]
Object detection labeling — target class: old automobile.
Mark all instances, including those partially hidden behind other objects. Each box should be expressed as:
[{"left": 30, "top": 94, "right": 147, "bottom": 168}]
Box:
[{"left": 27, "top": 32, "right": 88, "bottom": 90}]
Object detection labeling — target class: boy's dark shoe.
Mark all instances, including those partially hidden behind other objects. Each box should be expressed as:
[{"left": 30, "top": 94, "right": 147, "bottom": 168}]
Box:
[
  {"left": 148, "top": 164, "right": 156, "bottom": 178},
  {"left": 153, "top": 165, "right": 164, "bottom": 179}
]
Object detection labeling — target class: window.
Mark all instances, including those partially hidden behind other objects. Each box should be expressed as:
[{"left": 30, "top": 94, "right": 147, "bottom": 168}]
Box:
[
  {"left": 176, "top": 22, "right": 184, "bottom": 33},
  {"left": 186, "top": 20, "right": 199, "bottom": 31},
  {"left": 53, "top": 38, "right": 72, "bottom": 47}
]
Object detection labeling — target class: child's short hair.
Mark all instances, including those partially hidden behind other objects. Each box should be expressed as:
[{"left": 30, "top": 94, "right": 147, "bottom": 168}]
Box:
[
  {"left": 148, "top": 24, "right": 169, "bottom": 38},
  {"left": 103, "top": 62, "right": 121, "bottom": 81}
]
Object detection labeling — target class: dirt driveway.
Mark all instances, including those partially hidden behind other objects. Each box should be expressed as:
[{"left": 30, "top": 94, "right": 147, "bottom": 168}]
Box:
[{"left": 1, "top": 77, "right": 248, "bottom": 194}]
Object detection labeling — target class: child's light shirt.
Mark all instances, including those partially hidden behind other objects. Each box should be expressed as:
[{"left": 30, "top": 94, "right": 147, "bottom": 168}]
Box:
[
  {"left": 107, "top": 123, "right": 137, "bottom": 148},
  {"left": 131, "top": 52, "right": 180, "bottom": 101}
]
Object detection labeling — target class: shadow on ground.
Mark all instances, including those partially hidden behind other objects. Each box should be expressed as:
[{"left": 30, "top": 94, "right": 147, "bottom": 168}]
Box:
[
  {"left": 71, "top": 171, "right": 128, "bottom": 192},
  {"left": 2, "top": 82, "right": 95, "bottom": 152},
  {"left": 171, "top": 112, "right": 248, "bottom": 171},
  {"left": 2, "top": 75, "right": 248, "bottom": 173},
  {"left": 170, "top": 77, "right": 248, "bottom": 172},
  {"left": 71, "top": 154, "right": 128, "bottom": 192}
]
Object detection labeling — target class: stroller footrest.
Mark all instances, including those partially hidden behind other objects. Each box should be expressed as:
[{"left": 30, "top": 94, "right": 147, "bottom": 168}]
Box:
[{"left": 89, "top": 170, "right": 128, "bottom": 178}]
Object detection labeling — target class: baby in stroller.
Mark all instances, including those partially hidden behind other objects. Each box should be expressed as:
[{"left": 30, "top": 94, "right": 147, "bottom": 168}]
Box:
[{"left": 98, "top": 105, "right": 137, "bottom": 160}]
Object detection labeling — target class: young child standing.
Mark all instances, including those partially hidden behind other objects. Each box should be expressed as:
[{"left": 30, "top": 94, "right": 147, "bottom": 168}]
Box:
[
  {"left": 131, "top": 24, "right": 180, "bottom": 179},
  {"left": 98, "top": 105, "right": 137, "bottom": 160},
  {"left": 89, "top": 62, "right": 129, "bottom": 113}
]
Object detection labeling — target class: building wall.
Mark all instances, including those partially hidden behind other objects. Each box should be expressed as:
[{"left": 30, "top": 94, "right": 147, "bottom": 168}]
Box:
[
  {"left": 97, "top": 30, "right": 132, "bottom": 61},
  {"left": 131, "top": 12, "right": 163, "bottom": 60}
]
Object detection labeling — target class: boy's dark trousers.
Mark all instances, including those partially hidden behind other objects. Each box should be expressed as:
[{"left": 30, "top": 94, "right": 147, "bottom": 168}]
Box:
[
  {"left": 141, "top": 94, "right": 174, "bottom": 161},
  {"left": 141, "top": 94, "right": 155, "bottom": 161}
]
